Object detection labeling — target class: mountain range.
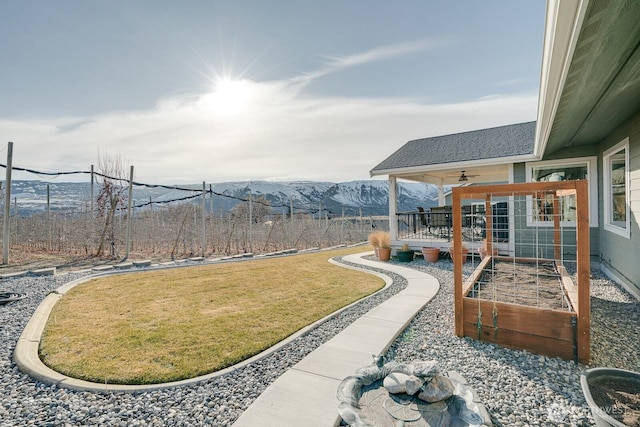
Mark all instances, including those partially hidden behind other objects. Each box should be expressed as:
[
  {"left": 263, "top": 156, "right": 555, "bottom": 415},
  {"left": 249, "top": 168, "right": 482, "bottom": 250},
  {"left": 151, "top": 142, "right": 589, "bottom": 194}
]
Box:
[{"left": 3, "top": 179, "right": 445, "bottom": 217}]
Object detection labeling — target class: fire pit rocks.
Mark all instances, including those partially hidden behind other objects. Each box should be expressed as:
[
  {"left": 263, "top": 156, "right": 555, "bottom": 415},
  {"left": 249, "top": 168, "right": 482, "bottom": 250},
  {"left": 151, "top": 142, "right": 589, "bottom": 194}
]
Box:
[{"left": 337, "top": 357, "right": 492, "bottom": 426}]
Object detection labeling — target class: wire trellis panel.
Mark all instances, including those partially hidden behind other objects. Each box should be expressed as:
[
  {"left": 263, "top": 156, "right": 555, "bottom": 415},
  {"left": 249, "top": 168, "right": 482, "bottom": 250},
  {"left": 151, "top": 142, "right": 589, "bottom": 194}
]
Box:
[{"left": 452, "top": 180, "right": 590, "bottom": 363}]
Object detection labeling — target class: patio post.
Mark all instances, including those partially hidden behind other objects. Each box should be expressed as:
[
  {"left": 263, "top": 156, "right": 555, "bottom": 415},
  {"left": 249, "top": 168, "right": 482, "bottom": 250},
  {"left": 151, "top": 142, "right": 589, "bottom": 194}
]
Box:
[{"left": 388, "top": 176, "right": 398, "bottom": 243}]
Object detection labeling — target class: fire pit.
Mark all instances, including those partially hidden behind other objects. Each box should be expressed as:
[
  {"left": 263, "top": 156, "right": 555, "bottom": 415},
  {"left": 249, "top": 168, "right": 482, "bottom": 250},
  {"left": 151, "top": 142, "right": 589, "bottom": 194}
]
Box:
[{"left": 337, "top": 357, "right": 492, "bottom": 426}]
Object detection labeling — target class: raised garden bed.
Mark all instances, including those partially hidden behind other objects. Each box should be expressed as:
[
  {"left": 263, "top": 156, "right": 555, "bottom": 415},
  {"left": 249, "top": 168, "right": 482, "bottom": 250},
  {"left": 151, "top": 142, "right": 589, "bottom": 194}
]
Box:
[
  {"left": 452, "top": 181, "right": 590, "bottom": 363},
  {"left": 461, "top": 256, "right": 579, "bottom": 361}
]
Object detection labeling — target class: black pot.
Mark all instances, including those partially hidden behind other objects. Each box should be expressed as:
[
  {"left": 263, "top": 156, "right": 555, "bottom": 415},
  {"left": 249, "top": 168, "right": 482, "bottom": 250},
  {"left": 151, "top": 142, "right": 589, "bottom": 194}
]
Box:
[
  {"left": 580, "top": 367, "right": 640, "bottom": 427},
  {"left": 396, "top": 250, "right": 414, "bottom": 262}
]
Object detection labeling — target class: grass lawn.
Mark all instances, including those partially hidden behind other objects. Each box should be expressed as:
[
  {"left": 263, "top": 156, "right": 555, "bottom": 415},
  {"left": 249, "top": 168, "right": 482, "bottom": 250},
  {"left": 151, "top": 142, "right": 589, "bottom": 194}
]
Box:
[{"left": 40, "top": 246, "right": 382, "bottom": 385}]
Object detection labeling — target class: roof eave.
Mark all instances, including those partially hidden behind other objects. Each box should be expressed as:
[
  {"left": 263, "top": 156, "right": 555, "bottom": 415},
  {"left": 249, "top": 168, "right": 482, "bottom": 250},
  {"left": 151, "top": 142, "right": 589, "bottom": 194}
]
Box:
[
  {"left": 369, "top": 153, "right": 539, "bottom": 178},
  {"left": 534, "top": 0, "right": 590, "bottom": 158}
]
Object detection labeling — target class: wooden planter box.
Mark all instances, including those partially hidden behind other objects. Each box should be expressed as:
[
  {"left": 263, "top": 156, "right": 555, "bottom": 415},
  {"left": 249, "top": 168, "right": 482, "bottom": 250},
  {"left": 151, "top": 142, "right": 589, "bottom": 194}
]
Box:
[
  {"left": 452, "top": 181, "right": 590, "bottom": 364},
  {"left": 462, "top": 256, "right": 580, "bottom": 361}
]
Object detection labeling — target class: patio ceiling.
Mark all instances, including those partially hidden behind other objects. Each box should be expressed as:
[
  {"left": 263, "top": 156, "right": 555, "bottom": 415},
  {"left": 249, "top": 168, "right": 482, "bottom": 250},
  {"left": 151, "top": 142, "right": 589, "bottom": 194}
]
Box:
[
  {"left": 393, "top": 163, "right": 511, "bottom": 186},
  {"left": 537, "top": 0, "right": 640, "bottom": 156}
]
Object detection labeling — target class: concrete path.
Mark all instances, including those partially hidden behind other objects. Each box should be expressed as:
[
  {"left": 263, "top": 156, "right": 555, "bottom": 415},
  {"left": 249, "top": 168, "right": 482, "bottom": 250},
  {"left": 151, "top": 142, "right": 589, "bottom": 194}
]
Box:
[{"left": 231, "top": 253, "right": 440, "bottom": 427}]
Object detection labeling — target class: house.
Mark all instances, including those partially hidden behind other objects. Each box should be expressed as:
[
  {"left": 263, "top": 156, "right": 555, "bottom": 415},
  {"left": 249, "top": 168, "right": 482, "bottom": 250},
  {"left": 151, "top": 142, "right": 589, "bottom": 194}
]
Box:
[{"left": 370, "top": 0, "right": 640, "bottom": 299}]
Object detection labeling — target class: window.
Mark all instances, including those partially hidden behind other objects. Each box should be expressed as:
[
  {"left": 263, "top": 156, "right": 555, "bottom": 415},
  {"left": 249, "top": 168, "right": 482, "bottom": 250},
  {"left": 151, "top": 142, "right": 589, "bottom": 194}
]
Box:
[
  {"left": 526, "top": 157, "right": 598, "bottom": 227},
  {"left": 604, "top": 139, "right": 630, "bottom": 238}
]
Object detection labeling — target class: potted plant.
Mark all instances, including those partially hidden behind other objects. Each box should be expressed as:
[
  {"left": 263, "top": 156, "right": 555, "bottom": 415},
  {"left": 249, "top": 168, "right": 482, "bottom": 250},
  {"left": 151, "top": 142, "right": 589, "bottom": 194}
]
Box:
[
  {"left": 368, "top": 231, "right": 381, "bottom": 258},
  {"left": 396, "top": 243, "right": 415, "bottom": 262},
  {"left": 368, "top": 231, "right": 391, "bottom": 261},
  {"left": 449, "top": 244, "right": 469, "bottom": 264},
  {"left": 422, "top": 247, "right": 440, "bottom": 263}
]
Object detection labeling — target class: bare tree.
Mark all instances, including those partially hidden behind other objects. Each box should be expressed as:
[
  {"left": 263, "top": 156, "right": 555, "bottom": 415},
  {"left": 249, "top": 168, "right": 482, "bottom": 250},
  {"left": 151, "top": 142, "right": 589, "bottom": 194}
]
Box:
[
  {"left": 95, "top": 153, "right": 127, "bottom": 257},
  {"left": 231, "top": 195, "right": 272, "bottom": 224}
]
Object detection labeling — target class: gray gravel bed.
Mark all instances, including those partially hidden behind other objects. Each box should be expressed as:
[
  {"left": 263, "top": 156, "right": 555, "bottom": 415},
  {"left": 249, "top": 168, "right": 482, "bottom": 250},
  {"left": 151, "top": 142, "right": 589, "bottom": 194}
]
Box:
[
  {"left": 0, "top": 257, "right": 638, "bottom": 426},
  {"left": 0, "top": 259, "right": 407, "bottom": 427},
  {"left": 385, "top": 258, "right": 640, "bottom": 427}
]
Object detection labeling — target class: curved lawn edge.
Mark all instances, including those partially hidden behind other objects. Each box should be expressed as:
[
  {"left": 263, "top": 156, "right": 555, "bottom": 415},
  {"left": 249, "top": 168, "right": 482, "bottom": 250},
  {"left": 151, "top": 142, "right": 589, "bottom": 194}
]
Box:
[{"left": 13, "top": 251, "right": 394, "bottom": 393}]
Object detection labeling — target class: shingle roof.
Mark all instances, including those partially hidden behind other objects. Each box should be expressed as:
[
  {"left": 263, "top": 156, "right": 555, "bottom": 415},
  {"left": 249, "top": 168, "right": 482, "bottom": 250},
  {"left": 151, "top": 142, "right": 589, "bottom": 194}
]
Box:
[{"left": 370, "top": 121, "right": 536, "bottom": 174}]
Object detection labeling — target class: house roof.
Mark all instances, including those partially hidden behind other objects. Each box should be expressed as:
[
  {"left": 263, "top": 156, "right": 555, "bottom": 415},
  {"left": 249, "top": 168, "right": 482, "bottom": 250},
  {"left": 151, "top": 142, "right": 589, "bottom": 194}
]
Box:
[
  {"left": 370, "top": 121, "right": 536, "bottom": 176},
  {"left": 536, "top": 0, "right": 640, "bottom": 156}
]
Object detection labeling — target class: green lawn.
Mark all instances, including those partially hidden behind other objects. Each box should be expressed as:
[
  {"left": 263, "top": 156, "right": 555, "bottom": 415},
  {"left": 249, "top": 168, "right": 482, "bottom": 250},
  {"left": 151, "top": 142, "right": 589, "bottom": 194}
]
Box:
[{"left": 40, "top": 246, "right": 382, "bottom": 384}]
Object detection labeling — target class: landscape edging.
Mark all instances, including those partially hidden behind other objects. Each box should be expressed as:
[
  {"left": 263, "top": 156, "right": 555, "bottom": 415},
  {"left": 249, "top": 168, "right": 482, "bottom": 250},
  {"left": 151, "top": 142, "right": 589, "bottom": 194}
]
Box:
[{"left": 12, "top": 251, "right": 393, "bottom": 393}]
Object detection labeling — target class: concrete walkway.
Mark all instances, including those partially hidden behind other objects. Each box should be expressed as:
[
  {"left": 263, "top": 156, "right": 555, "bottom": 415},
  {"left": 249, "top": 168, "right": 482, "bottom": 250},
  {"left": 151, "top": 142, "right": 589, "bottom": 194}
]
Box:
[{"left": 231, "top": 253, "right": 440, "bottom": 427}]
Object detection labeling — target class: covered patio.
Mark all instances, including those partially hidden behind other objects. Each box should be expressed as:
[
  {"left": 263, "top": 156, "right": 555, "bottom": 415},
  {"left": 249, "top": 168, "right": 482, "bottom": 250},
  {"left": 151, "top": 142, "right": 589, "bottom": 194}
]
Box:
[{"left": 370, "top": 122, "right": 537, "bottom": 257}]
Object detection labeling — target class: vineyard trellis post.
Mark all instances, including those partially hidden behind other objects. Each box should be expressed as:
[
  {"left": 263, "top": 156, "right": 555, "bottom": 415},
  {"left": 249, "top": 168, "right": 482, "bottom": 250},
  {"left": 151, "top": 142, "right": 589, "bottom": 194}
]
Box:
[
  {"left": 201, "top": 181, "right": 206, "bottom": 257},
  {"left": 248, "top": 189, "right": 253, "bottom": 253},
  {"left": 90, "top": 165, "right": 94, "bottom": 215},
  {"left": 47, "top": 184, "right": 51, "bottom": 251},
  {"left": 3, "top": 142, "right": 13, "bottom": 264},
  {"left": 124, "top": 165, "right": 134, "bottom": 260}
]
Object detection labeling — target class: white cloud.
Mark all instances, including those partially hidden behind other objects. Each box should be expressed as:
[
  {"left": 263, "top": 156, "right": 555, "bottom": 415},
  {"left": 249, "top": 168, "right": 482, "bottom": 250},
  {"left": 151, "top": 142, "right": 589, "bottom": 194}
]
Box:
[
  {"left": 288, "top": 39, "right": 440, "bottom": 88},
  {"left": 0, "top": 83, "right": 537, "bottom": 184}
]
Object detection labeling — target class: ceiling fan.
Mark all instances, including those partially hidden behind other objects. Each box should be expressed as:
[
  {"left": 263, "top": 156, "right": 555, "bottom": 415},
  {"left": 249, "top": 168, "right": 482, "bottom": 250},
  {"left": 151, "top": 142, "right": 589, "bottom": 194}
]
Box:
[{"left": 446, "top": 170, "right": 480, "bottom": 182}]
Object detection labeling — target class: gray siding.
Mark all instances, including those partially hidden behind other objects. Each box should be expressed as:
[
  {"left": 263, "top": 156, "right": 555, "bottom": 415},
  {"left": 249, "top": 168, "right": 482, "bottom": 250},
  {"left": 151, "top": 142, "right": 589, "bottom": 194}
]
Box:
[
  {"left": 597, "top": 111, "right": 640, "bottom": 295},
  {"left": 511, "top": 163, "right": 599, "bottom": 260}
]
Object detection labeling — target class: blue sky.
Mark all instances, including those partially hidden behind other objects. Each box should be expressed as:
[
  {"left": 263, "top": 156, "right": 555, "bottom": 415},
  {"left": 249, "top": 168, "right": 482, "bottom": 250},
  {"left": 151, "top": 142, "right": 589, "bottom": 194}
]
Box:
[{"left": 0, "top": 1, "right": 546, "bottom": 184}]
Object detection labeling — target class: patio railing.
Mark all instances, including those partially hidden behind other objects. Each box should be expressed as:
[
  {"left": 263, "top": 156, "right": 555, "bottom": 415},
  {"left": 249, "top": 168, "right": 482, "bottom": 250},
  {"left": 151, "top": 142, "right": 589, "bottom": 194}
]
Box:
[
  {"left": 396, "top": 209, "right": 453, "bottom": 241},
  {"left": 397, "top": 204, "right": 509, "bottom": 243}
]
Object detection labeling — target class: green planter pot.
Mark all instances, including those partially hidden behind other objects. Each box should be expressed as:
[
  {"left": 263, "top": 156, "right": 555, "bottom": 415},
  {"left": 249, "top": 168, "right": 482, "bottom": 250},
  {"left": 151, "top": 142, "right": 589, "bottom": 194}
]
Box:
[{"left": 396, "top": 250, "right": 414, "bottom": 262}]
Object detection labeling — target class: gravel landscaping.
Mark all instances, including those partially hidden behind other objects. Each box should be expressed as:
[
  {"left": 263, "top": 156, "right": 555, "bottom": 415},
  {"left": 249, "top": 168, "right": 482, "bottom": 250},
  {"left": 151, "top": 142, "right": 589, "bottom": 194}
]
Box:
[
  {"left": 385, "top": 260, "right": 640, "bottom": 427},
  {"left": 1, "top": 256, "right": 638, "bottom": 426}
]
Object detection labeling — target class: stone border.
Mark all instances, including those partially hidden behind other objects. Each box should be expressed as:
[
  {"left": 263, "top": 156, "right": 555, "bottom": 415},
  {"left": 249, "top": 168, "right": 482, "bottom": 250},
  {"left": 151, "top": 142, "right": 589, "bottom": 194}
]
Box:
[{"left": 13, "top": 250, "right": 394, "bottom": 393}]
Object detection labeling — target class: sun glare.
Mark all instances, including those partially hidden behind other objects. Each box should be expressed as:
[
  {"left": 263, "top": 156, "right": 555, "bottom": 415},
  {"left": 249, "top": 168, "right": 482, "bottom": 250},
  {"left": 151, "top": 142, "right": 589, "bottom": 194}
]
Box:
[{"left": 198, "top": 78, "right": 253, "bottom": 117}]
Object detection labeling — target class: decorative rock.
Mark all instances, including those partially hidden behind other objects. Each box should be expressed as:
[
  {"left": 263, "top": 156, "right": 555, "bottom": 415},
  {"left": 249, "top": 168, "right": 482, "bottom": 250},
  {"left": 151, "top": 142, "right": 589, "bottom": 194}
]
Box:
[
  {"left": 412, "top": 360, "right": 440, "bottom": 379},
  {"left": 382, "top": 360, "right": 404, "bottom": 375},
  {"left": 383, "top": 373, "right": 409, "bottom": 394},
  {"left": 373, "top": 354, "right": 385, "bottom": 367},
  {"left": 405, "top": 375, "right": 423, "bottom": 396},
  {"left": 417, "top": 375, "right": 455, "bottom": 403},
  {"left": 336, "top": 376, "right": 364, "bottom": 407},
  {"left": 354, "top": 365, "right": 385, "bottom": 386},
  {"left": 337, "top": 402, "right": 373, "bottom": 427}
]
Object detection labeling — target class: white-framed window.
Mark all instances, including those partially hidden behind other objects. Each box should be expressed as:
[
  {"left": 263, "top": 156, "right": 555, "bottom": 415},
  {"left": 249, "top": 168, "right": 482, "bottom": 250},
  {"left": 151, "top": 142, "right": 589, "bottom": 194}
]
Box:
[
  {"left": 525, "top": 157, "right": 598, "bottom": 227},
  {"left": 603, "top": 138, "right": 630, "bottom": 238}
]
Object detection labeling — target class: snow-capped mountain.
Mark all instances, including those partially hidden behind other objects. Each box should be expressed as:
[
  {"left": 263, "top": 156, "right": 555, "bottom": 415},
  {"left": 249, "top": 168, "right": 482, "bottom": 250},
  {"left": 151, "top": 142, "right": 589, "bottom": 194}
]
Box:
[
  {"left": 209, "top": 180, "right": 442, "bottom": 216},
  {"left": 3, "top": 179, "right": 444, "bottom": 216}
]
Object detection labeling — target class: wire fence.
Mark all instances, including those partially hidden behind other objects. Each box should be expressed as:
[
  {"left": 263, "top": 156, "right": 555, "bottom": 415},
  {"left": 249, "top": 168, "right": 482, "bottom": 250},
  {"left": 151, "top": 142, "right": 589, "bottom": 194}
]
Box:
[
  {"left": 3, "top": 205, "right": 379, "bottom": 260},
  {"left": 0, "top": 161, "right": 386, "bottom": 265}
]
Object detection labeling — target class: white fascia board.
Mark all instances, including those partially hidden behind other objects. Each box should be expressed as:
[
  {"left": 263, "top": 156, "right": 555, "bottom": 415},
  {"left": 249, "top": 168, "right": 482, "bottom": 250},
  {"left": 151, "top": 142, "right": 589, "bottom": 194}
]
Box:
[
  {"left": 534, "top": 0, "right": 590, "bottom": 157},
  {"left": 369, "top": 153, "right": 539, "bottom": 178}
]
